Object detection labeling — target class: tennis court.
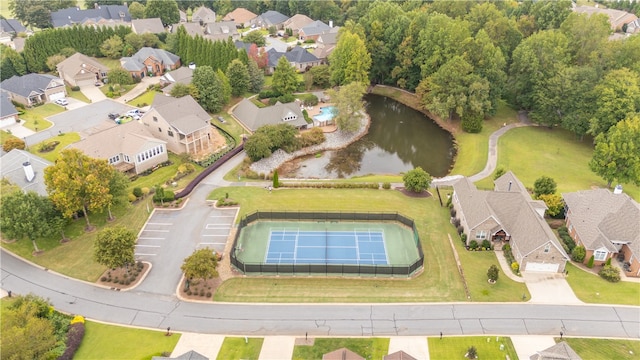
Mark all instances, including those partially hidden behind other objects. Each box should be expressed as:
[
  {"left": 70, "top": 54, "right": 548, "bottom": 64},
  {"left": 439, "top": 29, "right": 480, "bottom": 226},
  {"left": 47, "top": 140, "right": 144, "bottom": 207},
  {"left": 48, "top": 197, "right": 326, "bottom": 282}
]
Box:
[{"left": 266, "top": 229, "right": 388, "bottom": 265}]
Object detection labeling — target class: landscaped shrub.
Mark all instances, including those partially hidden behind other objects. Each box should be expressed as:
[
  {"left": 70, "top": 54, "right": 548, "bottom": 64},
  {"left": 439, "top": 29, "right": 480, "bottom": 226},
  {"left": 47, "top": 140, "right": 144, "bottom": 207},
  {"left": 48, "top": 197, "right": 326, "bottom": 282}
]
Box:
[
  {"left": 487, "top": 265, "right": 499, "bottom": 282},
  {"left": 2, "top": 137, "right": 25, "bottom": 152},
  {"left": 38, "top": 141, "right": 60, "bottom": 152},
  {"left": 70, "top": 85, "right": 80, "bottom": 91},
  {"left": 132, "top": 187, "right": 143, "bottom": 198},
  {"left": 457, "top": 226, "right": 464, "bottom": 235},
  {"left": 382, "top": 182, "right": 391, "bottom": 190},
  {"left": 128, "top": 193, "right": 137, "bottom": 202},
  {"left": 461, "top": 234, "right": 467, "bottom": 243},
  {"left": 469, "top": 240, "right": 478, "bottom": 250},
  {"left": 587, "top": 255, "right": 595, "bottom": 268},
  {"left": 298, "top": 93, "right": 319, "bottom": 106},
  {"left": 58, "top": 322, "right": 85, "bottom": 360},
  {"left": 605, "top": 257, "right": 612, "bottom": 266},
  {"left": 511, "top": 262, "right": 519, "bottom": 273},
  {"left": 452, "top": 218, "right": 461, "bottom": 228},
  {"left": 598, "top": 265, "right": 621, "bottom": 282},
  {"left": 481, "top": 239, "right": 491, "bottom": 250},
  {"left": 279, "top": 182, "right": 380, "bottom": 189},
  {"left": 571, "top": 245, "right": 586, "bottom": 262},
  {"left": 258, "top": 89, "right": 281, "bottom": 99},
  {"left": 297, "top": 127, "right": 325, "bottom": 148}
]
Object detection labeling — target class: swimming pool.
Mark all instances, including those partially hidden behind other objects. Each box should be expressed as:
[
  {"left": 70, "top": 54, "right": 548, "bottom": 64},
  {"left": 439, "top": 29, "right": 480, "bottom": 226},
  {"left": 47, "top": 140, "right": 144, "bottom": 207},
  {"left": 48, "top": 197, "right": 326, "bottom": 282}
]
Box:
[{"left": 313, "top": 106, "right": 337, "bottom": 123}]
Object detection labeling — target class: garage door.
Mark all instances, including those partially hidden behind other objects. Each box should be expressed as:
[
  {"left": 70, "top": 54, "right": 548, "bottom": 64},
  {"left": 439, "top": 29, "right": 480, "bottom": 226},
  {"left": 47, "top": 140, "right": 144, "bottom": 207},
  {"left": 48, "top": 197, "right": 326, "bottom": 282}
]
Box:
[
  {"left": 76, "top": 78, "right": 95, "bottom": 87},
  {"left": 525, "top": 262, "right": 559, "bottom": 272},
  {"left": 48, "top": 92, "right": 66, "bottom": 101}
]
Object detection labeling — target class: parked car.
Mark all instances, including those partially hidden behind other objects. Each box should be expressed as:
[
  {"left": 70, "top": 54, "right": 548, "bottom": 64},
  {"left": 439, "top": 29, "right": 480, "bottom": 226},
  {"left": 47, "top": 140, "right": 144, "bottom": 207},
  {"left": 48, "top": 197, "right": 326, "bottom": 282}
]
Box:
[
  {"left": 108, "top": 112, "right": 119, "bottom": 120},
  {"left": 126, "top": 109, "right": 144, "bottom": 120},
  {"left": 54, "top": 98, "right": 68, "bottom": 106},
  {"left": 217, "top": 116, "right": 226, "bottom": 123}
]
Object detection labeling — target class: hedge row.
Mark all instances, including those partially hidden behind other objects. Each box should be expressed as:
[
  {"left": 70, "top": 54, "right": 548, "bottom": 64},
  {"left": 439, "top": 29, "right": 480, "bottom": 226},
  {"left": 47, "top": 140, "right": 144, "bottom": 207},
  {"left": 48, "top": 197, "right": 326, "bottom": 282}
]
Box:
[
  {"left": 58, "top": 322, "right": 85, "bottom": 360},
  {"left": 280, "top": 182, "right": 380, "bottom": 189}
]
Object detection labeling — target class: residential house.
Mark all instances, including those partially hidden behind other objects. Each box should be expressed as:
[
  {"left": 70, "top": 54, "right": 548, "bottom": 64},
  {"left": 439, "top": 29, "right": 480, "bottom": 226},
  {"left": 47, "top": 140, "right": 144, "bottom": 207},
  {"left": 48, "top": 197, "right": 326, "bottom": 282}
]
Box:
[
  {"left": 131, "top": 18, "right": 165, "bottom": 34},
  {"left": 69, "top": 121, "right": 168, "bottom": 175},
  {"left": 223, "top": 8, "right": 257, "bottom": 28},
  {"left": 0, "top": 19, "right": 27, "bottom": 47},
  {"left": 265, "top": 46, "right": 321, "bottom": 74},
  {"left": 0, "top": 73, "right": 66, "bottom": 107},
  {"left": 282, "top": 14, "right": 314, "bottom": 36},
  {"left": 191, "top": 6, "right": 216, "bottom": 25},
  {"left": 574, "top": 5, "right": 638, "bottom": 33},
  {"left": 232, "top": 98, "right": 308, "bottom": 132},
  {"left": 530, "top": 341, "right": 582, "bottom": 360},
  {"left": 298, "top": 20, "right": 332, "bottom": 41},
  {"left": 0, "top": 149, "right": 52, "bottom": 196},
  {"left": 56, "top": 53, "right": 109, "bottom": 87},
  {"left": 160, "top": 67, "right": 194, "bottom": 95},
  {"left": 451, "top": 172, "right": 569, "bottom": 273},
  {"left": 384, "top": 351, "right": 417, "bottom": 360},
  {"left": 179, "top": 10, "right": 187, "bottom": 23},
  {"left": 322, "top": 348, "right": 364, "bottom": 360},
  {"left": 141, "top": 94, "right": 218, "bottom": 157},
  {"left": 152, "top": 350, "right": 208, "bottom": 360},
  {"left": 204, "top": 21, "right": 239, "bottom": 41},
  {"left": 50, "top": 5, "right": 131, "bottom": 28},
  {"left": 251, "top": 10, "right": 289, "bottom": 30},
  {"left": 0, "top": 90, "right": 19, "bottom": 129},
  {"left": 171, "top": 22, "right": 205, "bottom": 37},
  {"left": 121, "top": 47, "right": 181, "bottom": 78},
  {"left": 563, "top": 188, "right": 640, "bottom": 277},
  {"left": 312, "top": 29, "right": 339, "bottom": 62}
]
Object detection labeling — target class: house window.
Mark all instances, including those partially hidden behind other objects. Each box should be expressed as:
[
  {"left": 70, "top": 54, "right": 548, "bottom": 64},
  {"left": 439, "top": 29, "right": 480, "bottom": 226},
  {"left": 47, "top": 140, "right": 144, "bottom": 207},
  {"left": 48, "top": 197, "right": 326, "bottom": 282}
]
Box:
[
  {"left": 153, "top": 116, "right": 158, "bottom": 122},
  {"left": 594, "top": 250, "right": 607, "bottom": 261},
  {"left": 158, "top": 127, "right": 162, "bottom": 133},
  {"left": 568, "top": 224, "right": 573, "bottom": 233},
  {"left": 475, "top": 230, "right": 487, "bottom": 240},
  {"left": 124, "top": 155, "right": 130, "bottom": 162},
  {"left": 168, "top": 130, "right": 174, "bottom": 137},
  {"left": 544, "top": 244, "right": 551, "bottom": 253}
]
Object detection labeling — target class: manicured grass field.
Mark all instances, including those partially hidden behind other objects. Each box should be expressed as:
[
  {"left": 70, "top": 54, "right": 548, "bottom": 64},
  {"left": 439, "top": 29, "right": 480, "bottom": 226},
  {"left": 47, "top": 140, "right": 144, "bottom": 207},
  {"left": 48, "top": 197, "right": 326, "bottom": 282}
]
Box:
[
  {"left": 96, "top": 57, "right": 124, "bottom": 71},
  {"left": 474, "top": 126, "right": 640, "bottom": 201},
  {"left": 428, "top": 336, "right": 518, "bottom": 360},
  {"left": 1, "top": 199, "right": 151, "bottom": 281},
  {"left": 129, "top": 152, "right": 203, "bottom": 192},
  {"left": 216, "top": 337, "right": 264, "bottom": 360},
  {"left": 560, "top": 338, "right": 640, "bottom": 360},
  {"left": 564, "top": 263, "right": 640, "bottom": 306},
  {"left": 211, "top": 187, "right": 528, "bottom": 303},
  {"left": 0, "top": 129, "right": 18, "bottom": 144},
  {"left": 28, "top": 132, "right": 81, "bottom": 162},
  {"left": 66, "top": 85, "right": 90, "bottom": 103},
  {"left": 292, "top": 338, "right": 389, "bottom": 360},
  {"left": 19, "top": 104, "right": 60, "bottom": 131},
  {"left": 73, "top": 321, "right": 180, "bottom": 360},
  {"left": 127, "top": 90, "right": 158, "bottom": 107}
]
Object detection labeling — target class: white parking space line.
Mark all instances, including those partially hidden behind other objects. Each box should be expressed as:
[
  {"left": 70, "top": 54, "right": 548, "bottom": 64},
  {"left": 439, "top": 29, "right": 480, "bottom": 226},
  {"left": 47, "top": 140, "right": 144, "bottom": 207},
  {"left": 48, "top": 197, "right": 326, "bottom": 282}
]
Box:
[
  {"left": 138, "top": 237, "right": 165, "bottom": 240},
  {"left": 135, "top": 245, "right": 160, "bottom": 247}
]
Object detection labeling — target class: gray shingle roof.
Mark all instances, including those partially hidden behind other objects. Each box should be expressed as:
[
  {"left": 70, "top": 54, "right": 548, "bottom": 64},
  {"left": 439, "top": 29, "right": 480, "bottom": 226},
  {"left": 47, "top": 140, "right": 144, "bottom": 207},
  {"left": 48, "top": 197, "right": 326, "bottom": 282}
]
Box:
[
  {"left": 266, "top": 47, "right": 319, "bottom": 68},
  {"left": 300, "top": 20, "right": 331, "bottom": 36},
  {"left": 0, "top": 19, "right": 26, "bottom": 33},
  {"left": 50, "top": 5, "right": 131, "bottom": 27},
  {"left": 171, "top": 22, "right": 205, "bottom": 37},
  {"left": 530, "top": 341, "right": 582, "bottom": 360},
  {"left": 57, "top": 53, "right": 108, "bottom": 78},
  {"left": 152, "top": 350, "right": 209, "bottom": 360},
  {"left": 563, "top": 189, "right": 639, "bottom": 256},
  {"left": 121, "top": 47, "right": 180, "bottom": 72},
  {"left": 0, "top": 74, "right": 60, "bottom": 98},
  {"left": 232, "top": 98, "right": 307, "bottom": 132},
  {"left": 0, "top": 90, "right": 18, "bottom": 118},
  {"left": 283, "top": 14, "right": 314, "bottom": 31},
  {"left": 160, "top": 67, "right": 193, "bottom": 84},
  {"left": 151, "top": 94, "right": 210, "bottom": 134},
  {"left": 192, "top": 7, "right": 216, "bottom": 24},
  {"left": 204, "top": 21, "right": 238, "bottom": 41},
  {"left": 494, "top": 170, "right": 528, "bottom": 194},
  {"left": 257, "top": 10, "right": 289, "bottom": 26},
  {"left": 131, "top": 18, "right": 165, "bottom": 34},
  {"left": 0, "top": 149, "right": 52, "bottom": 196}
]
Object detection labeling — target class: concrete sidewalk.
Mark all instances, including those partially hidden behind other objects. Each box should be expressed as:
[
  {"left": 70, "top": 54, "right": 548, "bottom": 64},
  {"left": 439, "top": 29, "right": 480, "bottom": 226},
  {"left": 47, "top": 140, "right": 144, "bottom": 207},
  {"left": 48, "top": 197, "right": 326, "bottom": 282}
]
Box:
[
  {"left": 259, "top": 336, "right": 296, "bottom": 360},
  {"left": 170, "top": 333, "right": 225, "bottom": 359}
]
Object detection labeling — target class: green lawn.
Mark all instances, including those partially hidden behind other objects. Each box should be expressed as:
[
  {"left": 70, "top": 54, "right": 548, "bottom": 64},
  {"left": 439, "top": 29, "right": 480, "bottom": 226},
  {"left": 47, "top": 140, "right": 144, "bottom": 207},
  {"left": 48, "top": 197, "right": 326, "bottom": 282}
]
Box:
[
  {"left": 560, "top": 338, "right": 640, "bottom": 360},
  {"left": 19, "top": 104, "right": 61, "bottom": 131},
  {"left": 564, "top": 263, "right": 640, "bottom": 306},
  {"left": 0, "top": 129, "right": 18, "bottom": 144},
  {"left": 292, "top": 338, "right": 389, "bottom": 360},
  {"left": 428, "top": 336, "right": 518, "bottom": 360},
  {"left": 129, "top": 152, "right": 204, "bottom": 192},
  {"left": 473, "top": 126, "right": 640, "bottom": 201},
  {"left": 66, "top": 85, "right": 90, "bottom": 103},
  {"left": 1, "top": 200, "right": 151, "bottom": 281},
  {"left": 74, "top": 321, "right": 180, "bottom": 360},
  {"left": 0, "top": 0, "right": 12, "bottom": 18},
  {"left": 211, "top": 186, "right": 527, "bottom": 303},
  {"left": 127, "top": 90, "right": 158, "bottom": 107},
  {"left": 100, "top": 83, "right": 136, "bottom": 97},
  {"left": 28, "top": 132, "right": 81, "bottom": 162},
  {"left": 216, "top": 337, "right": 264, "bottom": 360},
  {"left": 96, "top": 57, "right": 124, "bottom": 71}
]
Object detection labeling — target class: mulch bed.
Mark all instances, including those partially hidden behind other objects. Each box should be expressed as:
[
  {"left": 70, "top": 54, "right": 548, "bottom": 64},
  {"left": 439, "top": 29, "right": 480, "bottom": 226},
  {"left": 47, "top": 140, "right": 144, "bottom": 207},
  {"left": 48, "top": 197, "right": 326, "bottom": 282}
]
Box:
[
  {"left": 178, "top": 277, "right": 223, "bottom": 301},
  {"left": 397, "top": 188, "right": 432, "bottom": 198},
  {"left": 97, "top": 262, "right": 150, "bottom": 290}
]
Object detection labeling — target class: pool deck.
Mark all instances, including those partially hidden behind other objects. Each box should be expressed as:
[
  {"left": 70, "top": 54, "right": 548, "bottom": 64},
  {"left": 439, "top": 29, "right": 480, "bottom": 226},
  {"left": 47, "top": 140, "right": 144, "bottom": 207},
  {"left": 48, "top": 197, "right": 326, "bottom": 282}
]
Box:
[{"left": 303, "top": 102, "right": 337, "bottom": 133}]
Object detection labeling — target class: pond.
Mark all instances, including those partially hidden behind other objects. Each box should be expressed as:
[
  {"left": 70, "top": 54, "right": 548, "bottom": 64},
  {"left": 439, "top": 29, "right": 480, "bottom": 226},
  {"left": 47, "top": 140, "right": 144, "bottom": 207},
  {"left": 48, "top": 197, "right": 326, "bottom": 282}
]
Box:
[{"left": 278, "top": 94, "right": 455, "bottom": 179}]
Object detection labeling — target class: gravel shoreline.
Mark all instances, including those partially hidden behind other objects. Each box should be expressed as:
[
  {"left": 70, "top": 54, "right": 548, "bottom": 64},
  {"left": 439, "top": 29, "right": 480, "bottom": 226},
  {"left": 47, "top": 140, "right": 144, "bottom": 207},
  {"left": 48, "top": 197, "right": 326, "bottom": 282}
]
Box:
[{"left": 250, "top": 114, "right": 370, "bottom": 175}]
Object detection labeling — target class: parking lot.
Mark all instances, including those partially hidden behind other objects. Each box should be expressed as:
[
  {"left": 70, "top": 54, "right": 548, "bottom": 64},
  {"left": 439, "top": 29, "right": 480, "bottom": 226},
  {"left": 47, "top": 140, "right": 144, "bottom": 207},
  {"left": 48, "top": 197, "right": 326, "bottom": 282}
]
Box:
[{"left": 198, "top": 208, "right": 237, "bottom": 254}]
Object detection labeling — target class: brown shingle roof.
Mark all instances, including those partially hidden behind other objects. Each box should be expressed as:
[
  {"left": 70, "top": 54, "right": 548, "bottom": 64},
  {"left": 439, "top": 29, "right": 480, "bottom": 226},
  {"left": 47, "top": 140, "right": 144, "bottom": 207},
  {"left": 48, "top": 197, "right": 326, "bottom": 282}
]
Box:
[
  {"left": 530, "top": 341, "right": 582, "bottom": 360},
  {"left": 222, "top": 8, "right": 257, "bottom": 26},
  {"left": 56, "top": 53, "right": 108, "bottom": 77},
  {"left": 322, "top": 348, "right": 364, "bottom": 360},
  {"left": 151, "top": 94, "right": 211, "bottom": 134},
  {"left": 384, "top": 350, "right": 418, "bottom": 360}
]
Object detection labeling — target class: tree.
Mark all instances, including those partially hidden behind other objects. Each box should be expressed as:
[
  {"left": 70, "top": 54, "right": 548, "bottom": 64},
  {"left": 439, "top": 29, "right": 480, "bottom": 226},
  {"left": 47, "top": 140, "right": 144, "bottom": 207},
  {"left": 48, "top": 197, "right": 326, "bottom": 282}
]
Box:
[
  {"left": 588, "top": 68, "right": 640, "bottom": 137},
  {"left": 141, "top": 33, "right": 160, "bottom": 47},
  {"left": 191, "top": 66, "right": 230, "bottom": 112},
  {"left": 45, "top": 54, "right": 66, "bottom": 72},
  {"left": 243, "top": 31, "right": 266, "bottom": 47},
  {"left": 100, "top": 35, "right": 125, "bottom": 59},
  {"left": 272, "top": 56, "right": 298, "bottom": 95},
  {"left": 1, "top": 295, "right": 58, "bottom": 360},
  {"left": 244, "top": 132, "right": 273, "bottom": 161},
  {"left": 539, "top": 193, "right": 564, "bottom": 218},
  {"left": 0, "top": 44, "right": 27, "bottom": 81},
  {"left": 44, "top": 149, "right": 115, "bottom": 230},
  {"left": 487, "top": 264, "right": 499, "bottom": 282},
  {"left": 272, "top": 169, "right": 279, "bottom": 188},
  {"left": 493, "top": 167, "right": 506, "bottom": 180},
  {"left": 309, "top": 64, "right": 330, "bottom": 88},
  {"left": 0, "top": 191, "right": 61, "bottom": 252},
  {"left": 571, "top": 245, "right": 586, "bottom": 262},
  {"left": 2, "top": 137, "right": 25, "bottom": 152},
  {"left": 329, "top": 30, "right": 371, "bottom": 86},
  {"left": 226, "top": 59, "right": 250, "bottom": 97},
  {"left": 108, "top": 68, "right": 134, "bottom": 85},
  {"left": 402, "top": 167, "right": 432, "bottom": 193},
  {"left": 327, "top": 81, "right": 366, "bottom": 133},
  {"left": 106, "top": 170, "right": 130, "bottom": 221},
  {"left": 9, "top": 0, "right": 74, "bottom": 28},
  {"left": 94, "top": 226, "right": 136, "bottom": 270},
  {"left": 247, "top": 58, "right": 264, "bottom": 93},
  {"left": 145, "top": 0, "right": 179, "bottom": 26},
  {"left": 308, "top": 0, "right": 340, "bottom": 23},
  {"left": 124, "top": 32, "right": 145, "bottom": 52},
  {"left": 533, "top": 176, "right": 557, "bottom": 198},
  {"left": 589, "top": 116, "right": 640, "bottom": 187},
  {"left": 170, "top": 83, "right": 198, "bottom": 98},
  {"left": 560, "top": 12, "right": 611, "bottom": 67},
  {"left": 181, "top": 248, "right": 219, "bottom": 281},
  {"left": 248, "top": 43, "right": 267, "bottom": 69},
  {"left": 128, "top": 1, "right": 146, "bottom": 19}
]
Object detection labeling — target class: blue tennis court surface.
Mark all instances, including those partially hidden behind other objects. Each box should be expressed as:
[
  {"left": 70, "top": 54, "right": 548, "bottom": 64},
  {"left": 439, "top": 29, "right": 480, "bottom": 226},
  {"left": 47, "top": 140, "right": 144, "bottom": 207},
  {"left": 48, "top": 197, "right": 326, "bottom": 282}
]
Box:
[{"left": 265, "top": 229, "right": 388, "bottom": 265}]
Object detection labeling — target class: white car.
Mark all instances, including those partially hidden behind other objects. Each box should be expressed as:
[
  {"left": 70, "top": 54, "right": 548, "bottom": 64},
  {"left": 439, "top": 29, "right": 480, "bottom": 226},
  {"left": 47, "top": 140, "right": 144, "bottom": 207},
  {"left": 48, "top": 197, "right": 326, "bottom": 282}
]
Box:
[
  {"left": 54, "top": 98, "right": 69, "bottom": 106},
  {"left": 126, "top": 109, "right": 144, "bottom": 119}
]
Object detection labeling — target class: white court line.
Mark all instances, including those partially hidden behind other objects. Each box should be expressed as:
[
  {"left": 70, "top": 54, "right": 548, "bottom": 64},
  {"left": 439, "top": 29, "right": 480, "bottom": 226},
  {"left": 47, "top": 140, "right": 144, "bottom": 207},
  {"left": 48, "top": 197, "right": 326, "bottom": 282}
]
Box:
[
  {"left": 143, "top": 229, "right": 169, "bottom": 232},
  {"left": 135, "top": 253, "right": 157, "bottom": 256},
  {"left": 135, "top": 245, "right": 160, "bottom": 247},
  {"left": 147, "top": 222, "right": 173, "bottom": 225},
  {"left": 138, "top": 237, "right": 165, "bottom": 240}
]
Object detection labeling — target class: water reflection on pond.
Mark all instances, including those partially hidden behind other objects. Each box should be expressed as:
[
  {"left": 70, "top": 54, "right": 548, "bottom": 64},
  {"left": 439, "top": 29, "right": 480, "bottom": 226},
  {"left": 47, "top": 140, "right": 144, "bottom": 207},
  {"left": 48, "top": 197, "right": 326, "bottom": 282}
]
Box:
[{"left": 278, "top": 94, "right": 455, "bottom": 179}]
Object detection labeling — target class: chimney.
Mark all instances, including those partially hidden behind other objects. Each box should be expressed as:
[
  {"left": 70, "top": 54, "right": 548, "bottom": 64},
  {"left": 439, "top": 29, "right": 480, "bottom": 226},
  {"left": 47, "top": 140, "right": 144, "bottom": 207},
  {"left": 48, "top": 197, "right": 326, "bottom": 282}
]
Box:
[
  {"left": 613, "top": 184, "right": 623, "bottom": 194},
  {"left": 124, "top": 2, "right": 128, "bottom": 7},
  {"left": 188, "top": 62, "right": 196, "bottom": 70},
  {"left": 23, "top": 162, "right": 35, "bottom": 182},
  {"left": 508, "top": 181, "right": 512, "bottom": 192}
]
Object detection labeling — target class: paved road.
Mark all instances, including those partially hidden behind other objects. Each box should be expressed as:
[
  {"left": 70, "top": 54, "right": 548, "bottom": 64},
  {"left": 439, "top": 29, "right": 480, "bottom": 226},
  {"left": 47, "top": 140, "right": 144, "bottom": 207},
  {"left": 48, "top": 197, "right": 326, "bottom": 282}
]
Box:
[{"left": 2, "top": 249, "right": 639, "bottom": 338}]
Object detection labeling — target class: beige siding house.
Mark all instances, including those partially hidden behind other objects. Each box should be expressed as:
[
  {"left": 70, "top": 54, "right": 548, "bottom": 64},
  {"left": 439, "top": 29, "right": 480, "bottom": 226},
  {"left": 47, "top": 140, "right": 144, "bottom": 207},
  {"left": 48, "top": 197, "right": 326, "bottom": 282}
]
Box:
[
  {"left": 223, "top": 8, "right": 257, "bottom": 28},
  {"left": 232, "top": 98, "right": 308, "bottom": 132},
  {"left": 69, "top": 120, "right": 168, "bottom": 175},
  {"left": 0, "top": 74, "right": 66, "bottom": 106},
  {"left": 57, "top": 53, "right": 109, "bottom": 87},
  {"left": 452, "top": 172, "right": 569, "bottom": 273}
]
